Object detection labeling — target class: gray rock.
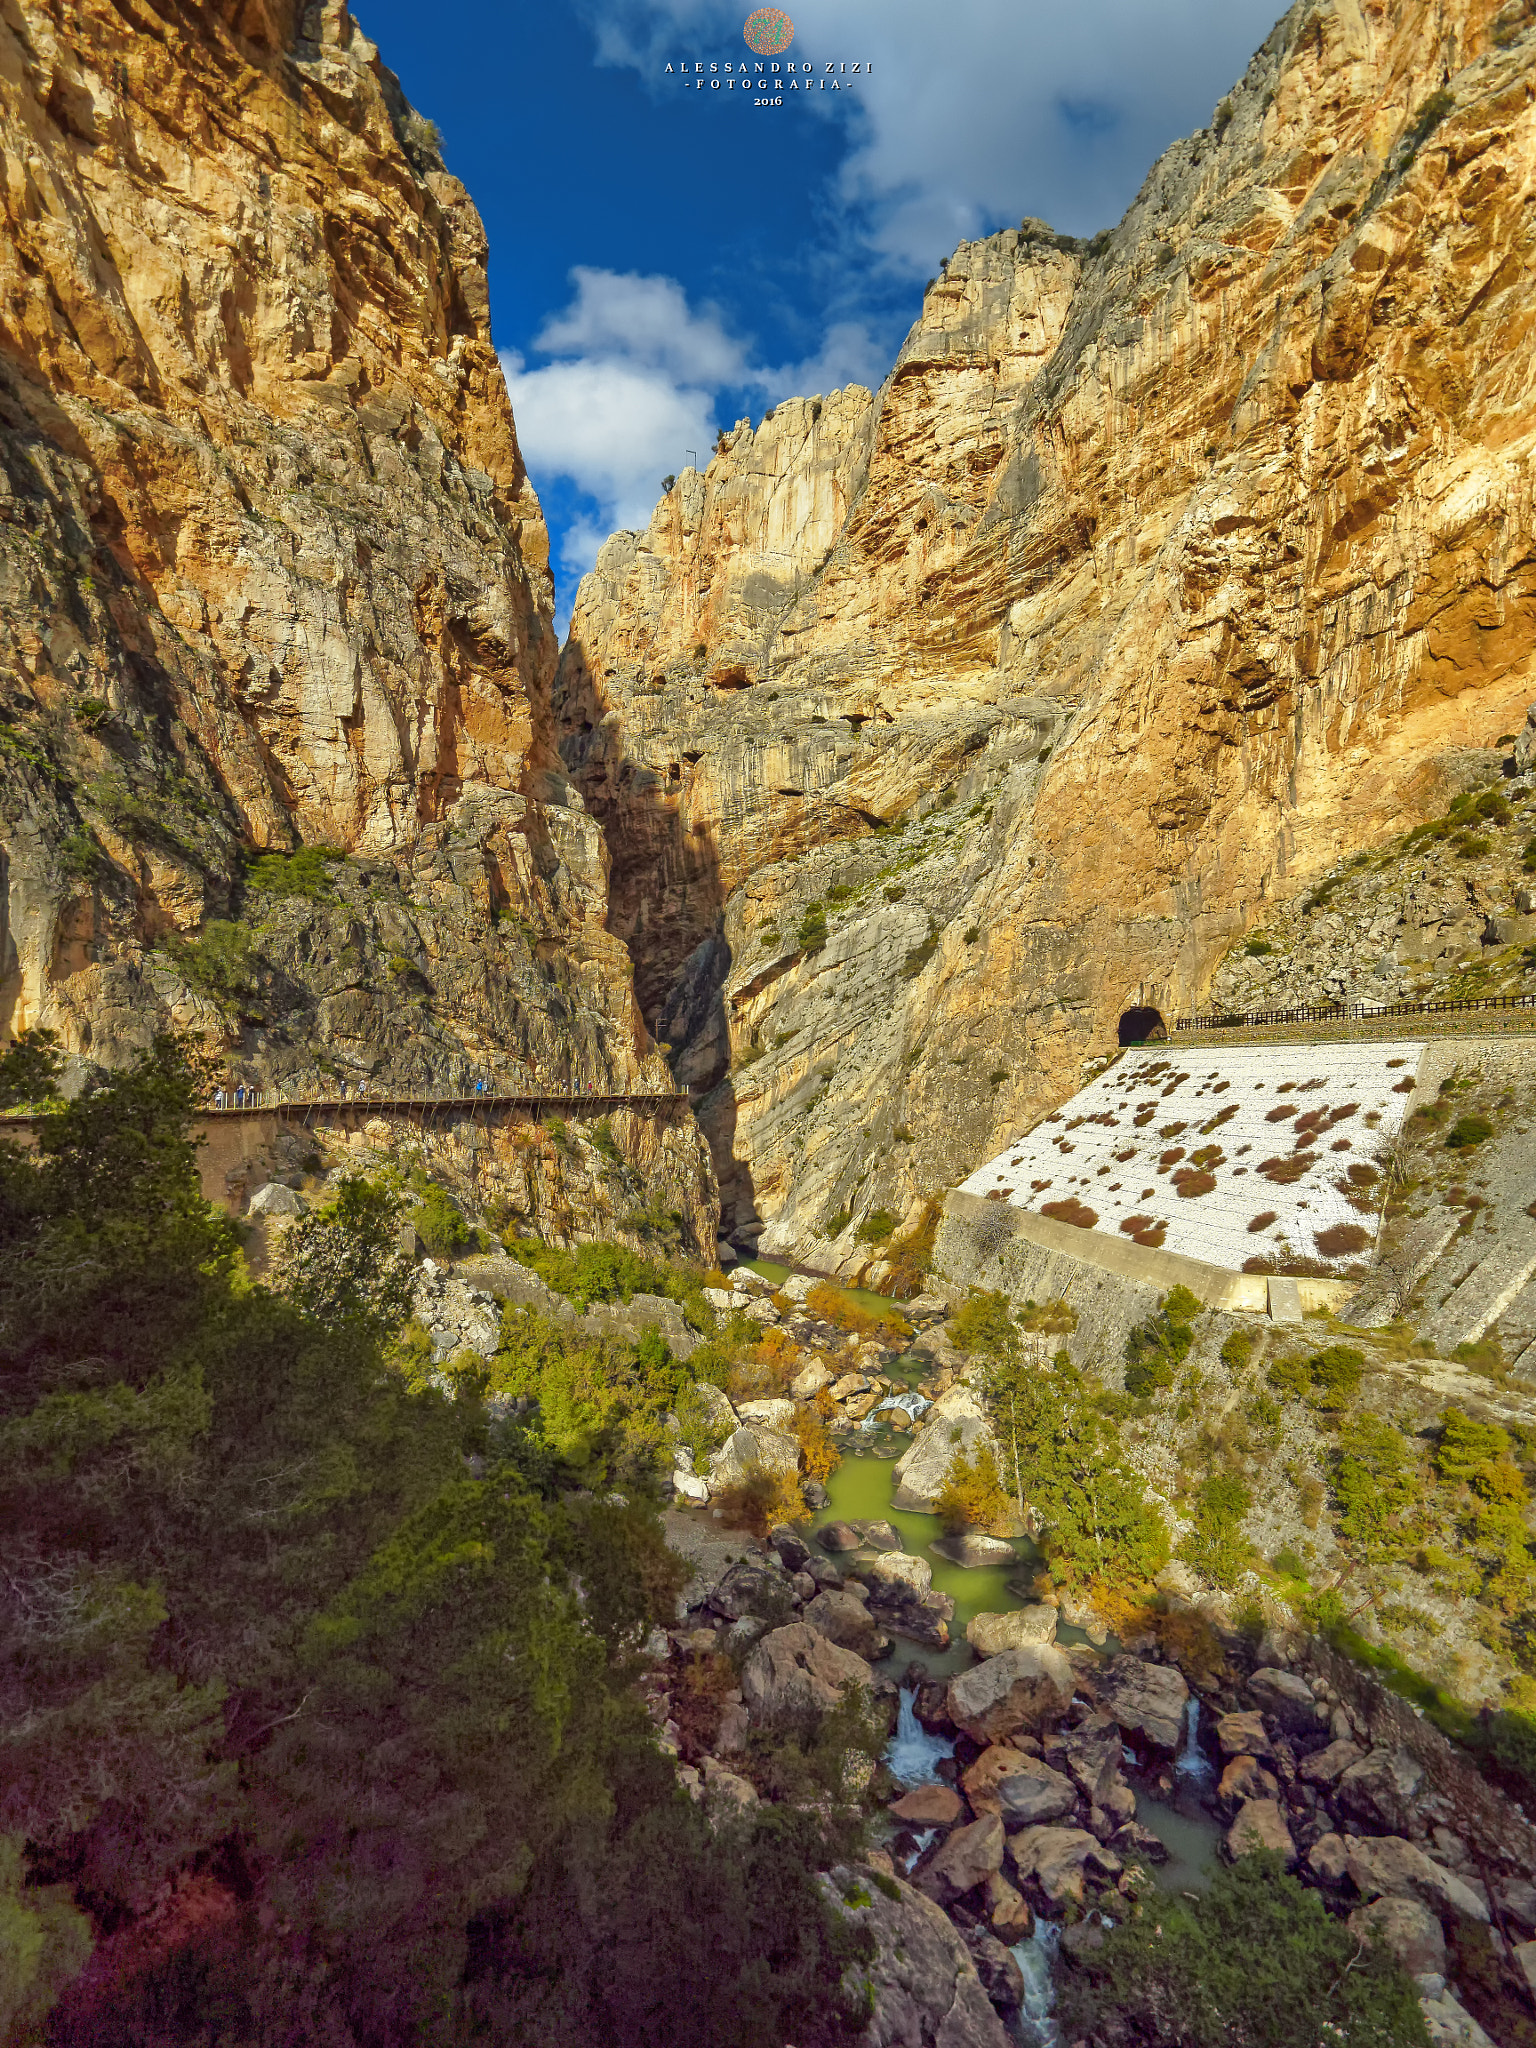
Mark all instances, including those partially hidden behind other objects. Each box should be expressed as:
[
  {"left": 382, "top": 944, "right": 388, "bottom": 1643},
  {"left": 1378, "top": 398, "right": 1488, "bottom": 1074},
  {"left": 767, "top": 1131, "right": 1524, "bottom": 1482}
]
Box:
[
  {"left": 1094, "top": 1654, "right": 1190, "bottom": 1753},
  {"left": 819, "top": 1520, "right": 864, "bottom": 1552},
  {"left": 983, "top": 1871, "right": 1034, "bottom": 1944},
  {"left": 736, "top": 1396, "right": 797, "bottom": 1428},
  {"left": 1350, "top": 1897, "right": 1447, "bottom": 1978},
  {"left": 740, "top": 1623, "right": 874, "bottom": 1725},
  {"left": 859, "top": 1519, "right": 905, "bottom": 1552},
  {"left": 791, "top": 1360, "right": 834, "bottom": 1398},
  {"left": 247, "top": 1180, "right": 304, "bottom": 1218},
  {"left": 1419, "top": 1987, "right": 1497, "bottom": 2048},
  {"left": 1335, "top": 1746, "right": 1426, "bottom": 1837},
  {"left": 947, "top": 1646, "right": 1075, "bottom": 1744},
  {"left": 708, "top": 1422, "right": 800, "bottom": 1490},
  {"left": 891, "top": 1384, "right": 996, "bottom": 1512},
  {"left": 1217, "top": 1755, "right": 1280, "bottom": 1809},
  {"left": 932, "top": 1531, "right": 1018, "bottom": 1569},
  {"left": 1010, "top": 1825, "right": 1121, "bottom": 1906},
  {"left": 1308, "top": 1832, "right": 1351, "bottom": 1885},
  {"left": 966, "top": 1928, "right": 1026, "bottom": 2010},
  {"left": 917, "top": 1813, "right": 1006, "bottom": 1902},
  {"left": 768, "top": 1524, "right": 813, "bottom": 1572},
  {"left": 1298, "top": 1737, "right": 1364, "bottom": 1786},
  {"left": 705, "top": 1555, "right": 797, "bottom": 1625},
  {"left": 829, "top": 1867, "right": 1011, "bottom": 2048},
  {"left": 804, "top": 1589, "right": 889, "bottom": 1661},
  {"left": 965, "top": 1607, "right": 1058, "bottom": 1656},
  {"left": 1345, "top": 1836, "right": 1489, "bottom": 1923},
  {"left": 1214, "top": 1710, "right": 1274, "bottom": 1760},
  {"left": 1225, "top": 1799, "right": 1296, "bottom": 1867},
  {"left": 867, "top": 1551, "right": 933, "bottom": 1597},
  {"left": 999, "top": 1772, "right": 1079, "bottom": 1828},
  {"left": 1248, "top": 1666, "right": 1316, "bottom": 1734}
]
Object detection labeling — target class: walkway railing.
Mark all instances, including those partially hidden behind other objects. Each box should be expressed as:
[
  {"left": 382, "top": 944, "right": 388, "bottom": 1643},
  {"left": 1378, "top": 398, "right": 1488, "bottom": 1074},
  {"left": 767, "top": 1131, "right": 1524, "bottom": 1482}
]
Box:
[
  {"left": 201, "top": 1089, "right": 685, "bottom": 1116},
  {"left": 1175, "top": 992, "right": 1536, "bottom": 1034}
]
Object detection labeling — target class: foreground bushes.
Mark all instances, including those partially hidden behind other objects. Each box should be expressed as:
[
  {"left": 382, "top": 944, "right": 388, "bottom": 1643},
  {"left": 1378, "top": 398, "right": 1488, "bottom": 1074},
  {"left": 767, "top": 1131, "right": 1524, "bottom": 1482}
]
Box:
[{"left": 0, "top": 1039, "right": 866, "bottom": 2046}]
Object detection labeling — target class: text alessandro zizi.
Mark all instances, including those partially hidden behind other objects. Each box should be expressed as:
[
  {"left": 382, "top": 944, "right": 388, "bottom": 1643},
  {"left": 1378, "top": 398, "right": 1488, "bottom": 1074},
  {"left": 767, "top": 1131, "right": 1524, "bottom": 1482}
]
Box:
[{"left": 666, "top": 60, "right": 871, "bottom": 94}]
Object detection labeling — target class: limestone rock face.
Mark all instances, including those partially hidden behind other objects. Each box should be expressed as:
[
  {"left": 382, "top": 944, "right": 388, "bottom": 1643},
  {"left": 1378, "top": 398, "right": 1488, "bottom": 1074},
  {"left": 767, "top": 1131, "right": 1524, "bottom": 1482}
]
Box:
[
  {"left": 832, "top": 1867, "right": 1011, "bottom": 2048},
  {"left": 0, "top": 0, "right": 713, "bottom": 1236},
  {"left": 557, "top": 0, "right": 1536, "bottom": 1256}
]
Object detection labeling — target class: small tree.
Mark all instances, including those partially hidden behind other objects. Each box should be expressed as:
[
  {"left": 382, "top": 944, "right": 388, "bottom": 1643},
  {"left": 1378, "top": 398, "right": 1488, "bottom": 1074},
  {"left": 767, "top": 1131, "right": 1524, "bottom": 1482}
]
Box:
[{"left": 935, "top": 1441, "right": 1009, "bottom": 1534}]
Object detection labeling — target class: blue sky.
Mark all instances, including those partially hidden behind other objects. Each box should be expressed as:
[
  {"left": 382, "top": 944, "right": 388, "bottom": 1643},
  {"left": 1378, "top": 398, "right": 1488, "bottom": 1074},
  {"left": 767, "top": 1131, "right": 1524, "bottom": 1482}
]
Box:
[{"left": 354, "top": 0, "right": 1285, "bottom": 623}]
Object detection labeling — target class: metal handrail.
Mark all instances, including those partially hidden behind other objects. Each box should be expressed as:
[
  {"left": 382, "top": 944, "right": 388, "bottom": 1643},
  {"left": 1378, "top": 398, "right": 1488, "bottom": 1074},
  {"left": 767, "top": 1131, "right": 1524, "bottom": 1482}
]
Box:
[{"left": 1174, "top": 992, "right": 1536, "bottom": 1033}]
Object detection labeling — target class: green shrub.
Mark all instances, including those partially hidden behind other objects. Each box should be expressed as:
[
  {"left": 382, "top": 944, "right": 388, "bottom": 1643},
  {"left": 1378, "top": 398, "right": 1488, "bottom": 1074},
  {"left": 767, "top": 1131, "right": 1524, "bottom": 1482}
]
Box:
[
  {"left": 590, "top": 1117, "right": 623, "bottom": 1166},
  {"left": 1243, "top": 935, "right": 1273, "bottom": 956},
  {"left": 1446, "top": 1112, "right": 1494, "bottom": 1150},
  {"left": 935, "top": 1441, "right": 1009, "bottom": 1534},
  {"left": 245, "top": 845, "right": 348, "bottom": 899},
  {"left": 1181, "top": 1471, "right": 1253, "bottom": 1587},
  {"left": 1060, "top": 1852, "right": 1430, "bottom": 2048},
  {"left": 165, "top": 920, "right": 261, "bottom": 1008},
  {"left": 950, "top": 1288, "right": 1016, "bottom": 1355},
  {"left": 1124, "top": 1286, "right": 1200, "bottom": 1396},
  {"left": 980, "top": 1349, "right": 1167, "bottom": 1587},
  {"left": 502, "top": 1236, "right": 710, "bottom": 1328},
  {"left": 411, "top": 1184, "right": 474, "bottom": 1259},
  {"left": 796, "top": 901, "right": 827, "bottom": 953},
  {"left": 855, "top": 1208, "right": 898, "bottom": 1246},
  {"left": 1267, "top": 1344, "right": 1363, "bottom": 1412}
]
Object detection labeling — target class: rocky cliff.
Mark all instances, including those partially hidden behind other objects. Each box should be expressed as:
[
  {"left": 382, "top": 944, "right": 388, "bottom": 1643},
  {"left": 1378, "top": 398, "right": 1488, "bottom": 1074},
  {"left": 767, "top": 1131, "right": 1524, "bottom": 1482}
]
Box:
[
  {"left": 557, "top": 0, "right": 1536, "bottom": 1267},
  {"left": 0, "top": 0, "right": 715, "bottom": 1240}
]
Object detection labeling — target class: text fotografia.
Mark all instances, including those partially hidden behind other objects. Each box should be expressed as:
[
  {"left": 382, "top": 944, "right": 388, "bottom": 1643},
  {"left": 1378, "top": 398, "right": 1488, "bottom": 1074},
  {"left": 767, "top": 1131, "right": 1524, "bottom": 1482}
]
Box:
[{"left": 667, "top": 60, "right": 870, "bottom": 94}]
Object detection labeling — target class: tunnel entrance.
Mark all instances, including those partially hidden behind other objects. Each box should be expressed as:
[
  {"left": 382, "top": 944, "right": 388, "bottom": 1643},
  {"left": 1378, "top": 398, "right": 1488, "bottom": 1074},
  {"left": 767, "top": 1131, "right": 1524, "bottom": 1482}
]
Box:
[{"left": 1118, "top": 1006, "right": 1167, "bottom": 1045}]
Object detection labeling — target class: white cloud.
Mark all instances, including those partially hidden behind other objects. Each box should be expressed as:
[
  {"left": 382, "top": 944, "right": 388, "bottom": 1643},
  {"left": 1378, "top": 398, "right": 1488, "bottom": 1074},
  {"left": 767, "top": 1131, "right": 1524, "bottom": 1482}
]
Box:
[
  {"left": 505, "top": 271, "right": 889, "bottom": 587},
  {"left": 535, "top": 267, "right": 750, "bottom": 386},
  {"left": 504, "top": 347, "right": 719, "bottom": 573},
  {"left": 574, "top": 0, "right": 1284, "bottom": 263}
]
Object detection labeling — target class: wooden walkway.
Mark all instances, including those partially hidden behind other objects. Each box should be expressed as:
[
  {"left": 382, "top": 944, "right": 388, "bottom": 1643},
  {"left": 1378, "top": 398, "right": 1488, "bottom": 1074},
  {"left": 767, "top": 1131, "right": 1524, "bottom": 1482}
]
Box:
[{"left": 201, "top": 1090, "right": 685, "bottom": 1118}]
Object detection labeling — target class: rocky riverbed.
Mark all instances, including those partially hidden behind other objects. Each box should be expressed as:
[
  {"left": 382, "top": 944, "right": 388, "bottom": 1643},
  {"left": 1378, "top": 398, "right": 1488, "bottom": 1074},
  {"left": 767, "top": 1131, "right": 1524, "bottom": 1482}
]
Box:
[{"left": 648, "top": 1518, "right": 1536, "bottom": 2048}]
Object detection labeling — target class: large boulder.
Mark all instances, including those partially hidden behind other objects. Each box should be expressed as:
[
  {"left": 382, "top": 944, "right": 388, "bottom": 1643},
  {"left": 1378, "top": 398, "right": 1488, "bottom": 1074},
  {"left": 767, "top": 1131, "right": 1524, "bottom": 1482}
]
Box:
[
  {"left": 890, "top": 1784, "right": 965, "bottom": 1828},
  {"left": 947, "top": 1647, "right": 1074, "bottom": 1744},
  {"left": 1349, "top": 1898, "right": 1447, "bottom": 1978},
  {"left": 965, "top": 1607, "right": 1058, "bottom": 1656},
  {"left": 1298, "top": 1738, "right": 1364, "bottom": 1787},
  {"left": 917, "top": 1814, "right": 1006, "bottom": 1903},
  {"left": 741, "top": 1624, "right": 873, "bottom": 1725},
  {"left": 1345, "top": 1835, "right": 1489, "bottom": 1923},
  {"left": 1247, "top": 1666, "right": 1318, "bottom": 1736},
  {"left": 688, "top": 1379, "right": 737, "bottom": 1438},
  {"left": 1217, "top": 1756, "right": 1280, "bottom": 1810},
  {"left": 736, "top": 1397, "right": 797, "bottom": 1428},
  {"left": 248, "top": 1180, "right": 304, "bottom": 1219},
  {"left": 1224, "top": 1799, "right": 1296, "bottom": 1867},
  {"left": 791, "top": 1360, "right": 834, "bottom": 1399},
  {"left": 1213, "top": 1710, "right": 1273, "bottom": 1761},
  {"left": 706, "top": 1555, "right": 797, "bottom": 1625},
  {"left": 892, "top": 1385, "right": 996, "bottom": 1511},
  {"left": 709, "top": 1423, "right": 799, "bottom": 1491},
  {"left": 933, "top": 1531, "right": 1018, "bottom": 1569},
  {"left": 804, "top": 1588, "right": 888, "bottom": 1661},
  {"left": 867, "top": 1551, "right": 933, "bottom": 1598},
  {"left": 983, "top": 1872, "right": 1034, "bottom": 1944},
  {"left": 965, "top": 1928, "right": 1025, "bottom": 2011},
  {"left": 1094, "top": 1655, "right": 1189, "bottom": 1754},
  {"left": 1000, "top": 1771, "right": 1080, "bottom": 1829},
  {"left": 829, "top": 1868, "right": 1010, "bottom": 2048},
  {"left": 1335, "top": 1746, "right": 1426, "bottom": 1837},
  {"left": 1010, "top": 1826, "right": 1121, "bottom": 1907}
]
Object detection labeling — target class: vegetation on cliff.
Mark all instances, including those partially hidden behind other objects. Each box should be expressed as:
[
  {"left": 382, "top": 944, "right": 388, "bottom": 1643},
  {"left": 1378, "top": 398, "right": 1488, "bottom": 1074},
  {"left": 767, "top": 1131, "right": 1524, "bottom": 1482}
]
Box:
[{"left": 0, "top": 1039, "right": 867, "bottom": 2045}]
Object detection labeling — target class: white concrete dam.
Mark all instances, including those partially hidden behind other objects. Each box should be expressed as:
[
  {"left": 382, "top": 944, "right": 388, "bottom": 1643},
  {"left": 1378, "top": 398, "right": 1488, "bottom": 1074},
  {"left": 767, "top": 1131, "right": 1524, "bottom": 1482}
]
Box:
[{"left": 956, "top": 1039, "right": 1429, "bottom": 1277}]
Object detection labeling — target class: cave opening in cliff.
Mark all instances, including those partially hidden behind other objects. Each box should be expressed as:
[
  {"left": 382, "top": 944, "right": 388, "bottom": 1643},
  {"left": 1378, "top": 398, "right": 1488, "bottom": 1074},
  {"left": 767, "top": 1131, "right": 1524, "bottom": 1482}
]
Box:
[{"left": 1119, "top": 1007, "right": 1168, "bottom": 1045}]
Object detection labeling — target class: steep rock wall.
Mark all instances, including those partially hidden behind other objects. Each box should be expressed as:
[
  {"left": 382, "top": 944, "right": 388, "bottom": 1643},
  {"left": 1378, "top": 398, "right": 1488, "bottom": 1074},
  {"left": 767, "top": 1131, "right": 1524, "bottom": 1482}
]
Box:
[
  {"left": 559, "top": 0, "right": 1536, "bottom": 1262},
  {"left": 0, "top": 0, "right": 716, "bottom": 1237}
]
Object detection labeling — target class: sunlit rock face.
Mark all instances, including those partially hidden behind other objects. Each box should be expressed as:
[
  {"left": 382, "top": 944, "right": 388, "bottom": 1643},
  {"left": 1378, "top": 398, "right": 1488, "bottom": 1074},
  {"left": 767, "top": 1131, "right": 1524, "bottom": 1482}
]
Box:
[
  {"left": 559, "top": 0, "right": 1536, "bottom": 1260},
  {"left": 0, "top": 0, "right": 716, "bottom": 1238}
]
